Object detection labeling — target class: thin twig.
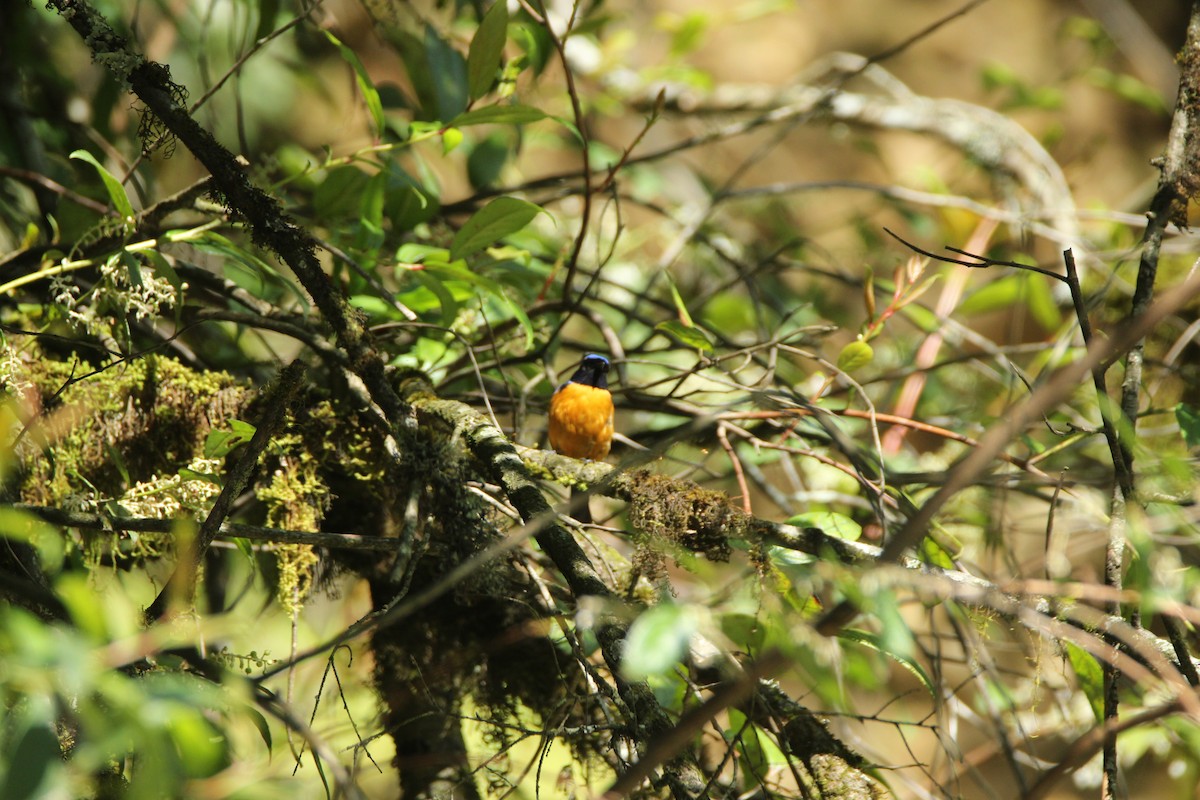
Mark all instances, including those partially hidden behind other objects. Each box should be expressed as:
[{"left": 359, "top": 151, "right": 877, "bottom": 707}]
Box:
[{"left": 13, "top": 504, "right": 400, "bottom": 550}]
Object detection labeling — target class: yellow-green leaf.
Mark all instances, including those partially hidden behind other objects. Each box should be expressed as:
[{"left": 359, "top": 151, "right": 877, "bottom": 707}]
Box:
[
  {"left": 70, "top": 150, "right": 134, "bottom": 220},
  {"left": 1065, "top": 641, "right": 1104, "bottom": 723},
  {"left": 837, "top": 340, "right": 873, "bottom": 373},
  {"left": 656, "top": 320, "right": 712, "bottom": 352},
  {"left": 442, "top": 126, "right": 464, "bottom": 155},
  {"left": 324, "top": 31, "right": 385, "bottom": 136},
  {"left": 622, "top": 603, "right": 697, "bottom": 680}
]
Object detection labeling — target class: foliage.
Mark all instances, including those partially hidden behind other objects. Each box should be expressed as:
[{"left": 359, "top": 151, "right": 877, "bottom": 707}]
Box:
[{"left": 1, "top": 1, "right": 1199, "bottom": 799}]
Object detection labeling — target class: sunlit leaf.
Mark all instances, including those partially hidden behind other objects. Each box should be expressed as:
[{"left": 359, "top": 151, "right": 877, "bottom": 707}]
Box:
[
  {"left": 958, "top": 274, "right": 1022, "bottom": 314},
  {"left": 165, "top": 704, "right": 228, "bottom": 778},
  {"left": 836, "top": 340, "right": 873, "bottom": 373},
  {"left": 785, "top": 511, "right": 861, "bottom": 541},
  {"left": 1065, "top": 641, "right": 1104, "bottom": 724},
  {"left": 70, "top": 149, "right": 134, "bottom": 220},
  {"left": 441, "top": 126, "right": 463, "bottom": 155},
  {"left": 205, "top": 420, "right": 256, "bottom": 458},
  {"left": 450, "top": 104, "right": 548, "bottom": 127},
  {"left": 666, "top": 277, "right": 694, "bottom": 327},
  {"left": 655, "top": 320, "right": 713, "bottom": 352},
  {"left": 1088, "top": 67, "right": 1169, "bottom": 114},
  {"left": 450, "top": 197, "right": 543, "bottom": 261},
  {"left": 0, "top": 507, "right": 63, "bottom": 574},
  {"left": 323, "top": 31, "right": 385, "bottom": 136},
  {"left": 622, "top": 603, "right": 697, "bottom": 680}
]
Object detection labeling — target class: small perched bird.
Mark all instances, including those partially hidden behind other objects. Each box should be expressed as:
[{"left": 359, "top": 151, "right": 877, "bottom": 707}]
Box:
[{"left": 548, "top": 354, "right": 614, "bottom": 521}]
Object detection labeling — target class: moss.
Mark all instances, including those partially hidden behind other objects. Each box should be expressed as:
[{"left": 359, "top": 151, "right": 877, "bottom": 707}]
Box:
[
  {"left": 623, "top": 470, "right": 737, "bottom": 564},
  {"left": 255, "top": 411, "right": 337, "bottom": 616},
  {"left": 16, "top": 353, "right": 248, "bottom": 506}
]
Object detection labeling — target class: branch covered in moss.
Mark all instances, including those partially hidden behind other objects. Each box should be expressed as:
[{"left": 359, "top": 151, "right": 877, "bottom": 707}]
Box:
[
  {"left": 45, "top": 0, "right": 408, "bottom": 433},
  {"left": 521, "top": 447, "right": 1200, "bottom": 680},
  {"left": 145, "top": 360, "right": 306, "bottom": 619},
  {"left": 395, "top": 374, "right": 708, "bottom": 798}
]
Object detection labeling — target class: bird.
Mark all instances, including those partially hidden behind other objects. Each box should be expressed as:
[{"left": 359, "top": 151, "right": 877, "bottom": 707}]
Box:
[{"left": 548, "top": 353, "right": 614, "bottom": 522}]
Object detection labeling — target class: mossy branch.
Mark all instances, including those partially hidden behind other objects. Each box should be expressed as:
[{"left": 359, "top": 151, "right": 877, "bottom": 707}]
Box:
[
  {"left": 394, "top": 374, "right": 708, "bottom": 798},
  {"left": 145, "top": 360, "right": 306, "bottom": 620},
  {"left": 45, "top": 0, "right": 408, "bottom": 434}
]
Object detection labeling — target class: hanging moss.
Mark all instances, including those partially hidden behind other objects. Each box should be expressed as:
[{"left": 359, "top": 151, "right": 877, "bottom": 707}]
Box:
[{"left": 257, "top": 444, "right": 331, "bottom": 617}]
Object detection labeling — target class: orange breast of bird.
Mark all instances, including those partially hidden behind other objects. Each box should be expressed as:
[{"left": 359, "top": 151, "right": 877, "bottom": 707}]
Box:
[{"left": 549, "top": 382, "right": 614, "bottom": 461}]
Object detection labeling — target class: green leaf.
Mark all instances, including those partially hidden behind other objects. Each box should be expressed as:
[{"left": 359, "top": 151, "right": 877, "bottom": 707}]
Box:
[
  {"left": 324, "top": 31, "right": 385, "bottom": 136},
  {"left": 622, "top": 603, "right": 697, "bottom": 680},
  {"left": 232, "top": 536, "right": 256, "bottom": 564},
  {"left": 349, "top": 294, "right": 393, "bottom": 318},
  {"left": 119, "top": 250, "right": 144, "bottom": 288},
  {"left": 839, "top": 627, "right": 934, "bottom": 698},
  {"left": 659, "top": 273, "right": 716, "bottom": 351},
  {"left": 785, "top": 511, "right": 861, "bottom": 541},
  {"left": 449, "top": 196, "right": 543, "bottom": 260},
  {"left": 1087, "top": 67, "right": 1168, "bottom": 114},
  {"left": 1176, "top": 403, "right": 1200, "bottom": 448},
  {"left": 513, "top": 21, "right": 553, "bottom": 75},
  {"left": 467, "top": 133, "right": 510, "bottom": 189},
  {"left": 422, "top": 260, "right": 535, "bottom": 347},
  {"left": 179, "top": 467, "right": 223, "bottom": 487},
  {"left": 467, "top": 0, "right": 508, "bottom": 101},
  {"left": 253, "top": 0, "right": 280, "bottom": 43},
  {"left": 836, "top": 340, "right": 873, "bottom": 373},
  {"left": 501, "top": 291, "right": 535, "bottom": 349},
  {"left": 1065, "top": 641, "right": 1104, "bottom": 723},
  {"left": 441, "top": 126, "right": 464, "bottom": 155},
  {"left": 245, "top": 705, "right": 273, "bottom": 751},
  {"left": 70, "top": 149, "right": 135, "bottom": 220},
  {"left": 56, "top": 573, "right": 109, "bottom": 640},
  {"left": 666, "top": 277, "right": 694, "bottom": 327},
  {"left": 424, "top": 24, "right": 469, "bottom": 120},
  {"left": 313, "top": 165, "right": 372, "bottom": 220},
  {"left": 0, "top": 507, "right": 64, "bottom": 573},
  {"left": 727, "top": 710, "right": 788, "bottom": 786},
  {"left": 383, "top": 164, "right": 440, "bottom": 233},
  {"left": 357, "top": 172, "right": 387, "bottom": 253},
  {"left": 390, "top": 29, "right": 438, "bottom": 120},
  {"left": 899, "top": 303, "right": 939, "bottom": 333},
  {"left": 143, "top": 249, "right": 182, "bottom": 295},
  {"left": 412, "top": 270, "right": 462, "bottom": 327},
  {"left": 955, "top": 273, "right": 1022, "bottom": 314},
  {"left": 667, "top": 11, "right": 710, "bottom": 58},
  {"left": 450, "top": 104, "right": 547, "bottom": 127},
  {"left": 204, "top": 420, "right": 256, "bottom": 458},
  {"left": 1, "top": 723, "right": 61, "bottom": 800},
  {"left": 1025, "top": 270, "right": 1063, "bottom": 329},
  {"left": 655, "top": 319, "right": 713, "bottom": 352}
]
